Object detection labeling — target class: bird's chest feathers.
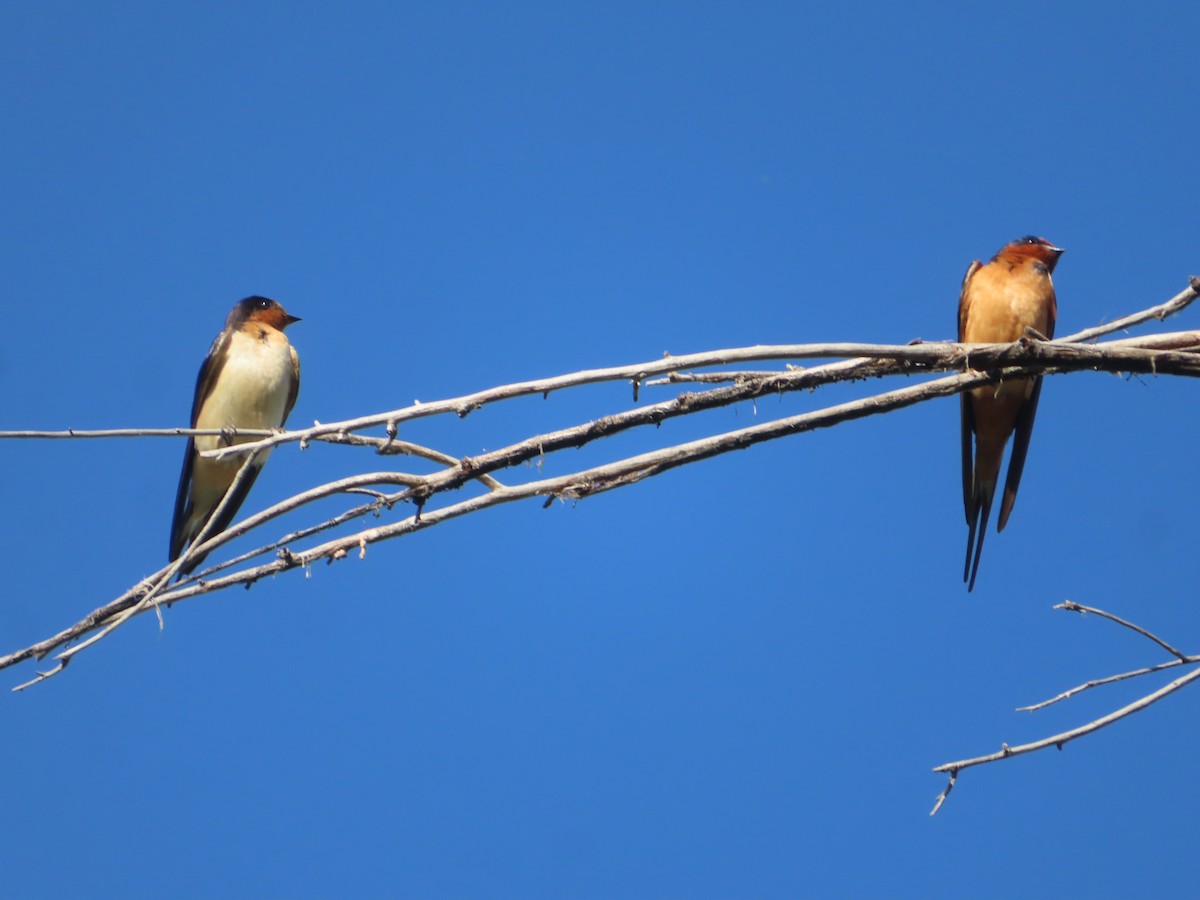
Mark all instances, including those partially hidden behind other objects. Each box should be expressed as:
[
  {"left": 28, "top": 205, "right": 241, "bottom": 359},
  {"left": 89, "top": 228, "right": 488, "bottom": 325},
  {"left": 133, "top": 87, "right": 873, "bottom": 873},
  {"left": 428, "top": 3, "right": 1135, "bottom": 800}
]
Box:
[
  {"left": 966, "top": 266, "right": 1054, "bottom": 342},
  {"left": 196, "top": 330, "right": 294, "bottom": 435}
]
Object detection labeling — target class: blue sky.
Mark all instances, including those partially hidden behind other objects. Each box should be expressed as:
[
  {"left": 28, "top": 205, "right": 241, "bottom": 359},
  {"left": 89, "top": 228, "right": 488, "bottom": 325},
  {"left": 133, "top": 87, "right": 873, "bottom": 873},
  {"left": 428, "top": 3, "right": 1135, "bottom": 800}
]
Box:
[{"left": 2, "top": 2, "right": 1198, "bottom": 896}]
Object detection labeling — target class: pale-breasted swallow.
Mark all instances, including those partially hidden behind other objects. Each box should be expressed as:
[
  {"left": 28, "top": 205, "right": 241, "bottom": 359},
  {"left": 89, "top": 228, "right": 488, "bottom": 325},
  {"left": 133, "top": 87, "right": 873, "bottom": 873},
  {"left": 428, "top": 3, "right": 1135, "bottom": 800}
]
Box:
[
  {"left": 169, "top": 296, "right": 301, "bottom": 575},
  {"left": 959, "top": 236, "right": 1063, "bottom": 592}
]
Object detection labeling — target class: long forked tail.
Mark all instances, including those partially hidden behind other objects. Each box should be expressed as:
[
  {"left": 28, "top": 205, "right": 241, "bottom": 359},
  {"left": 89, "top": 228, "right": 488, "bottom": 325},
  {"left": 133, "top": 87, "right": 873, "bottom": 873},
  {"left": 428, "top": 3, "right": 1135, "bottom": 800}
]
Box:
[{"left": 963, "top": 480, "right": 995, "bottom": 593}]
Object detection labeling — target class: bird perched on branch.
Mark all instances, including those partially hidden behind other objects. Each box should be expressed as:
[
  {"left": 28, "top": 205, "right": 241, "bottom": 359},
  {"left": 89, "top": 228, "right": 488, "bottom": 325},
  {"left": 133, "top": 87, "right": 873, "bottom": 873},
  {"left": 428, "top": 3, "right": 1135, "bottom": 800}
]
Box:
[
  {"left": 169, "top": 296, "right": 301, "bottom": 576},
  {"left": 959, "top": 236, "right": 1063, "bottom": 592}
]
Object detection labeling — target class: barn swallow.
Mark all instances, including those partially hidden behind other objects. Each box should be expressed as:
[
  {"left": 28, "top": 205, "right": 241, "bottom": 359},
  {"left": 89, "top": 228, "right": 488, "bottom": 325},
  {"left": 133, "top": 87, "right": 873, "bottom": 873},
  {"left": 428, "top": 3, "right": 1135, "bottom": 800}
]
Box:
[
  {"left": 959, "top": 236, "right": 1063, "bottom": 592},
  {"left": 169, "top": 296, "right": 301, "bottom": 575}
]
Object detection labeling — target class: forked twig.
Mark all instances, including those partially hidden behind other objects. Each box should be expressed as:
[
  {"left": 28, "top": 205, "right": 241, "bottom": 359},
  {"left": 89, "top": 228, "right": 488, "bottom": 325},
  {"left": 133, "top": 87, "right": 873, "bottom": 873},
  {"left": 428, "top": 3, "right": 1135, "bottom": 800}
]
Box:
[{"left": 930, "top": 599, "right": 1200, "bottom": 815}]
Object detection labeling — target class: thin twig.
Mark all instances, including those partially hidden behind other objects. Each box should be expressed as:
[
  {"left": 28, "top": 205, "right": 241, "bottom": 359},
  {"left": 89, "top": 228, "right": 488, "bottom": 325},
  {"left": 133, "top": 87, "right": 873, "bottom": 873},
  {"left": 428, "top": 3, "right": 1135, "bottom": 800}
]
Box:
[
  {"left": 929, "top": 772, "right": 957, "bottom": 817},
  {"left": 11, "top": 450, "right": 264, "bottom": 690},
  {"left": 930, "top": 664, "right": 1200, "bottom": 815},
  {"left": 1061, "top": 276, "right": 1200, "bottom": 343},
  {"left": 1056, "top": 600, "right": 1192, "bottom": 661},
  {"left": 171, "top": 472, "right": 428, "bottom": 583},
  {"left": 0, "top": 427, "right": 276, "bottom": 440},
  {"left": 315, "top": 433, "right": 505, "bottom": 490},
  {"left": 932, "top": 592, "right": 1200, "bottom": 811},
  {"left": 1017, "top": 659, "right": 1194, "bottom": 711}
]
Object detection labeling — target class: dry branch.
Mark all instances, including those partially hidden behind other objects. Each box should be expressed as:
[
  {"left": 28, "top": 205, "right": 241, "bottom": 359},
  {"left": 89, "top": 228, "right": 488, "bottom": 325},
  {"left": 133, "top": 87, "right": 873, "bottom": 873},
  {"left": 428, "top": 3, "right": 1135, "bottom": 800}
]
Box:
[
  {"left": 930, "top": 599, "right": 1200, "bottom": 815},
  {"left": 3, "top": 278, "right": 1200, "bottom": 815},
  {"left": 930, "top": 663, "right": 1200, "bottom": 814},
  {"left": 2, "top": 283, "right": 1198, "bottom": 680}
]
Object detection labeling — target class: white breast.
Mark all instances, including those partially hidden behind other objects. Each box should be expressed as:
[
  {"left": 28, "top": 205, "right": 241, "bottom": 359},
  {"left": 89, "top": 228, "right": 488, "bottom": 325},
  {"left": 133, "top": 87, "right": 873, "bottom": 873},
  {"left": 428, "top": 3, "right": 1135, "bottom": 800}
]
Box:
[{"left": 194, "top": 329, "right": 297, "bottom": 455}]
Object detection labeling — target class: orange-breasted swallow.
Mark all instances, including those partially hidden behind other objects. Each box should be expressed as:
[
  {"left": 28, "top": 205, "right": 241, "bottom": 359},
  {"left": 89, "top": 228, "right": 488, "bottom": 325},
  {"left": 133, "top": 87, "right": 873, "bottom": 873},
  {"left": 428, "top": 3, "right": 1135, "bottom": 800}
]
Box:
[
  {"left": 169, "top": 296, "right": 301, "bottom": 575},
  {"left": 959, "top": 236, "right": 1063, "bottom": 592}
]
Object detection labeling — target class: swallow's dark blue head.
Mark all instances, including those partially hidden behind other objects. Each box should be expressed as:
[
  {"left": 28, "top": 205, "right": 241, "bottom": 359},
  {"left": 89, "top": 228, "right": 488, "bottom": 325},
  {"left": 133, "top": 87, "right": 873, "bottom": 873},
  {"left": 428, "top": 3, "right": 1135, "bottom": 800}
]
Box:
[{"left": 226, "top": 296, "right": 301, "bottom": 331}]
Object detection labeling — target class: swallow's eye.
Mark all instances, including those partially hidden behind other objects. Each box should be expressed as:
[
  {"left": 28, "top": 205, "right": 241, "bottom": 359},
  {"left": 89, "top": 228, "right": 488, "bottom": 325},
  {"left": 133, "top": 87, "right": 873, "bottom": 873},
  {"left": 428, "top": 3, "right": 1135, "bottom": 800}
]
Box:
[{"left": 255, "top": 298, "right": 272, "bottom": 310}]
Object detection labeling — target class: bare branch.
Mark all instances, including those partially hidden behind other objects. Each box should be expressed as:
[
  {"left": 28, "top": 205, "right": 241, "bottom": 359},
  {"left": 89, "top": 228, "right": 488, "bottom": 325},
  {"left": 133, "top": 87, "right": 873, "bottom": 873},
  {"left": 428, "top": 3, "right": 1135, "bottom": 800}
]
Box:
[
  {"left": 3, "top": 280, "right": 1200, "bottom": 697},
  {"left": 0, "top": 427, "right": 277, "bottom": 440},
  {"left": 0, "top": 348, "right": 1182, "bottom": 678},
  {"left": 1017, "top": 659, "right": 1192, "bottom": 712},
  {"left": 196, "top": 277, "right": 1200, "bottom": 460},
  {"left": 1014, "top": 602, "right": 1200, "bottom": 711},
  {"left": 313, "top": 433, "right": 506, "bottom": 490},
  {"left": 929, "top": 594, "right": 1200, "bottom": 813},
  {"left": 6, "top": 276, "right": 1200, "bottom": 826},
  {"left": 11, "top": 449, "right": 266, "bottom": 690},
  {"left": 1055, "top": 600, "right": 1192, "bottom": 661},
  {"left": 1060, "top": 275, "right": 1200, "bottom": 343},
  {"left": 930, "top": 664, "right": 1200, "bottom": 815}
]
